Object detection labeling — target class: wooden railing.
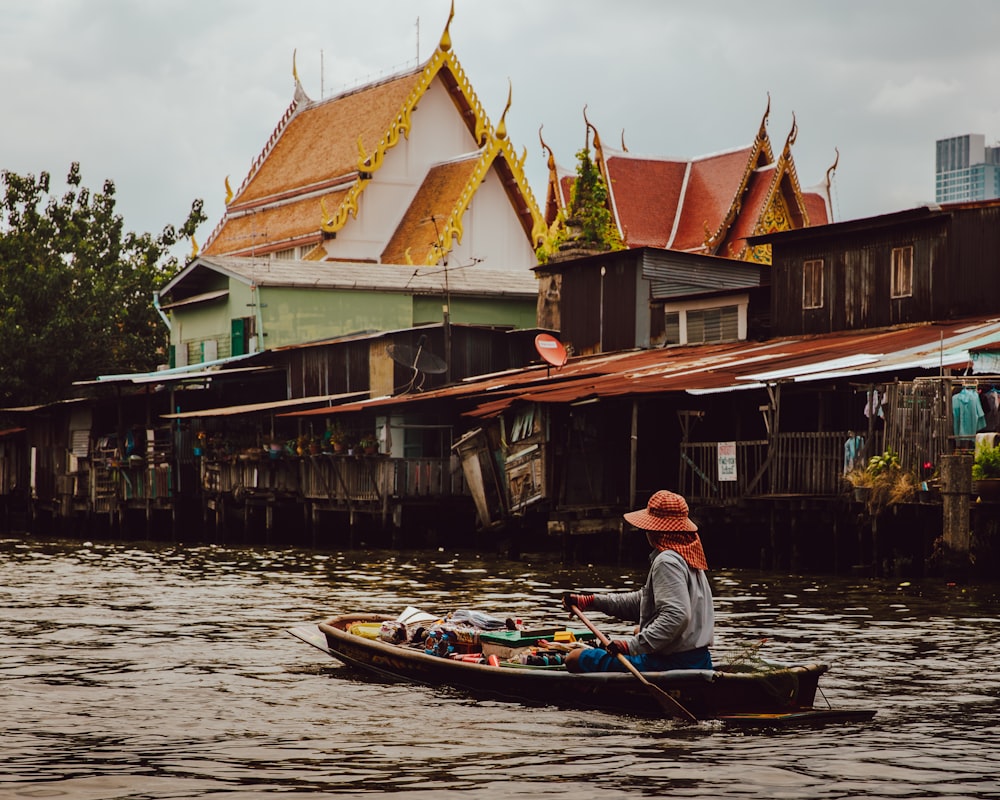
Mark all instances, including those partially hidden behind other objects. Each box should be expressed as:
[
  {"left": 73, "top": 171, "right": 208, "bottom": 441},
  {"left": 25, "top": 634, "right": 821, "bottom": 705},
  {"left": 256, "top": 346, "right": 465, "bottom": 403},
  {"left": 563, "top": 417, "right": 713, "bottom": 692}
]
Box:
[
  {"left": 678, "top": 440, "right": 767, "bottom": 505},
  {"left": 769, "top": 431, "right": 850, "bottom": 495},
  {"left": 203, "top": 454, "right": 466, "bottom": 507},
  {"left": 681, "top": 431, "right": 856, "bottom": 503}
]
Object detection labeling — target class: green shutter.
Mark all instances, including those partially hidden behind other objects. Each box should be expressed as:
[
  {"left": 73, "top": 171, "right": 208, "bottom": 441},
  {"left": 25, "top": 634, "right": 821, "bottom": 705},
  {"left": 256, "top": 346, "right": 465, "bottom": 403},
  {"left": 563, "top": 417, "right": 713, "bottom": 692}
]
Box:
[{"left": 231, "top": 318, "right": 246, "bottom": 356}]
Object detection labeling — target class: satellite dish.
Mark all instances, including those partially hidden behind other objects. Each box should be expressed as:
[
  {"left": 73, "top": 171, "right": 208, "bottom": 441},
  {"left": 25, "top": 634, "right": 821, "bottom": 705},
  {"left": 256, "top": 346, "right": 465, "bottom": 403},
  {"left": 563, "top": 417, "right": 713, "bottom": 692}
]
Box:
[
  {"left": 534, "top": 334, "right": 568, "bottom": 368},
  {"left": 387, "top": 334, "right": 448, "bottom": 393}
]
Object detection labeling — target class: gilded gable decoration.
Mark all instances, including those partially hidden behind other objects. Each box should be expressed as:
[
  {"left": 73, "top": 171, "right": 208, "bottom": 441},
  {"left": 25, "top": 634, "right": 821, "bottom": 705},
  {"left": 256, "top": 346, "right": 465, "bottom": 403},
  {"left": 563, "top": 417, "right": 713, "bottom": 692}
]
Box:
[
  {"left": 201, "top": 1, "right": 544, "bottom": 268},
  {"left": 319, "top": 18, "right": 499, "bottom": 236}
]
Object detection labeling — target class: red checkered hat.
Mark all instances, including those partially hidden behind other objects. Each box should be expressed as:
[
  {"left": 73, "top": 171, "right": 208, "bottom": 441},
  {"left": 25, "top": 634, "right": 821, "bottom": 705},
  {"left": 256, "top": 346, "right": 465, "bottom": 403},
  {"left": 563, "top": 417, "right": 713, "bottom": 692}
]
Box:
[{"left": 623, "top": 490, "right": 697, "bottom": 532}]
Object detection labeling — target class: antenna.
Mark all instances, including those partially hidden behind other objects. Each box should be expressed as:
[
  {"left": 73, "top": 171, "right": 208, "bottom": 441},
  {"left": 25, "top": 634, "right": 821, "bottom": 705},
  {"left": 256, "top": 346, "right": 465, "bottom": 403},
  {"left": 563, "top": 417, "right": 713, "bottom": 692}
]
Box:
[{"left": 387, "top": 334, "right": 448, "bottom": 394}]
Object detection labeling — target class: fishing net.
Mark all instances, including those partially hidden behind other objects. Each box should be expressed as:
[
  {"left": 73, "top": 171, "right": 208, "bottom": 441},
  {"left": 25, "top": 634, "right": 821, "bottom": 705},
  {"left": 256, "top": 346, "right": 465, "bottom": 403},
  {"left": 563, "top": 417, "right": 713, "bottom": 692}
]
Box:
[{"left": 717, "top": 638, "right": 784, "bottom": 673}]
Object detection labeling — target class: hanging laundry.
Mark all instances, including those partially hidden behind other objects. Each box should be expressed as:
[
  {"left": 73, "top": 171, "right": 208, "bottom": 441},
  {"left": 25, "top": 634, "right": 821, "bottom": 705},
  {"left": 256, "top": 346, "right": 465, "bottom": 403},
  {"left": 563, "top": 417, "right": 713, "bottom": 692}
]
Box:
[
  {"left": 844, "top": 434, "right": 866, "bottom": 474},
  {"left": 952, "top": 386, "right": 986, "bottom": 447},
  {"left": 864, "top": 389, "right": 885, "bottom": 420},
  {"left": 983, "top": 387, "right": 1000, "bottom": 432}
]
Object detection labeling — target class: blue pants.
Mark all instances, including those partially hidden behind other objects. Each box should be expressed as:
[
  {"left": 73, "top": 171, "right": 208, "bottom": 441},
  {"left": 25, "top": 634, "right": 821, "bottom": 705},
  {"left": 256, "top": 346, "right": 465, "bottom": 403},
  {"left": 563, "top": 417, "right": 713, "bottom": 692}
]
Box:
[{"left": 575, "top": 645, "right": 712, "bottom": 673}]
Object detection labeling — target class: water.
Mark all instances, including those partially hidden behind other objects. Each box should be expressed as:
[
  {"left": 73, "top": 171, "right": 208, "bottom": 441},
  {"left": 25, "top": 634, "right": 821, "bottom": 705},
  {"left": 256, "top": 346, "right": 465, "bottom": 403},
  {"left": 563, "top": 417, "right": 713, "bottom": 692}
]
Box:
[{"left": 1, "top": 536, "right": 998, "bottom": 799}]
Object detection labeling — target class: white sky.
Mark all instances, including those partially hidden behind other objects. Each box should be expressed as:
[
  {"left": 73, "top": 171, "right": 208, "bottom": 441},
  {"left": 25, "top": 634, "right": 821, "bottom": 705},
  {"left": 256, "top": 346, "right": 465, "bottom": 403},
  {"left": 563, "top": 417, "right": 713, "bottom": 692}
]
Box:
[{"left": 3, "top": 0, "right": 999, "bottom": 258}]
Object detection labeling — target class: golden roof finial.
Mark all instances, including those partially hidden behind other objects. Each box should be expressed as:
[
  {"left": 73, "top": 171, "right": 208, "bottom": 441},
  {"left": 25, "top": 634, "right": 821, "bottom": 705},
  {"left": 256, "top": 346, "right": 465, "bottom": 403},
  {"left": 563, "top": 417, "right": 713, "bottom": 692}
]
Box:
[
  {"left": 293, "top": 49, "right": 299, "bottom": 84},
  {"left": 496, "top": 79, "right": 512, "bottom": 140},
  {"left": 757, "top": 92, "right": 771, "bottom": 143},
  {"left": 225, "top": 176, "right": 233, "bottom": 205},
  {"left": 439, "top": 0, "right": 455, "bottom": 52},
  {"left": 539, "top": 125, "right": 555, "bottom": 171},
  {"left": 786, "top": 112, "right": 798, "bottom": 148},
  {"left": 190, "top": 236, "right": 199, "bottom": 258},
  {"left": 621, "top": 129, "right": 628, "bottom": 152},
  {"left": 826, "top": 147, "right": 840, "bottom": 186}
]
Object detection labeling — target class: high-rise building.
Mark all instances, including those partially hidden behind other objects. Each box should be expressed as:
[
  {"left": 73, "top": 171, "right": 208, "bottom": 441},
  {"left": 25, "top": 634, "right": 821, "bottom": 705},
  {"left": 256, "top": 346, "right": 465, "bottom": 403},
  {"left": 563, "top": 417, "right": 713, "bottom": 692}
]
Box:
[{"left": 935, "top": 133, "right": 1000, "bottom": 203}]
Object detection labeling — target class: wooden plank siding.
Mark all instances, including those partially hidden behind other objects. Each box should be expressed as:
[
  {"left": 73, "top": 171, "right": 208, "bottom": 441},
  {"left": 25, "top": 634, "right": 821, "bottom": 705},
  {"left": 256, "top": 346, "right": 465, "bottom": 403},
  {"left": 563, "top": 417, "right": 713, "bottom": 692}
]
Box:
[{"left": 762, "top": 204, "right": 1000, "bottom": 337}]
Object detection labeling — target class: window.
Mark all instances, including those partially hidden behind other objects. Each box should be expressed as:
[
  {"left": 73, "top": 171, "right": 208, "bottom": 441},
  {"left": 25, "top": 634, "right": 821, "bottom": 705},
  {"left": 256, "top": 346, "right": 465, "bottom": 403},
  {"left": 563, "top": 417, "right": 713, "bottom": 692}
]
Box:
[
  {"left": 802, "top": 259, "right": 824, "bottom": 309},
  {"left": 891, "top": 246, "right": 913, "bottom": 298},
  {"left": 686, "top": 306, "right": 738, "bottom": 344},
  {"left": 664, "top": 312, "right": 680, "bottom": 345}
]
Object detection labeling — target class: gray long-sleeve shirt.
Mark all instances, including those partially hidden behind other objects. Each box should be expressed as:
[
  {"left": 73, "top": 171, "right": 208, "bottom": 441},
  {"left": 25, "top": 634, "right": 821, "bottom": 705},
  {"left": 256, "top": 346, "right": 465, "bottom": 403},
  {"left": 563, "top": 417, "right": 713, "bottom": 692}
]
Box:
[{"left": 592, "top": 549, "right": 714, "bottom": 656}]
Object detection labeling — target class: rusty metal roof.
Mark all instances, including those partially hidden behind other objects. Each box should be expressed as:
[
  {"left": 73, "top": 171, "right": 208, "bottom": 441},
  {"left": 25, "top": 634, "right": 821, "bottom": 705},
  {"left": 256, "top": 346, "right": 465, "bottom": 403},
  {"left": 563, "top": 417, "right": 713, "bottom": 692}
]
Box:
[{"left": 280, "top": 316, "right": 1000, "bottom": 420}]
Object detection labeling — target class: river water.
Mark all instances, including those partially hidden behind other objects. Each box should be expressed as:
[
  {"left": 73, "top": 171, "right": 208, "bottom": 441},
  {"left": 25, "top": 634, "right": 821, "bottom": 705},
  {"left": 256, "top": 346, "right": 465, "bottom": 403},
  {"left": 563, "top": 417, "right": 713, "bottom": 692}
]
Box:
[{"left": 1, "top": 535, "right": 998, "bottom": 799}]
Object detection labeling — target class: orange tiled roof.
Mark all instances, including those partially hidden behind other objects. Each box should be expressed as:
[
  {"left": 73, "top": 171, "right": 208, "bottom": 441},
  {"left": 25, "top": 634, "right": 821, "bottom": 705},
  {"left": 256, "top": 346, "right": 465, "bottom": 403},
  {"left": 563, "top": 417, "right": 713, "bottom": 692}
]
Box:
[
  {"left": 381, "top": 155, "right": 481, "bottom": 265},
  {"left": 234, "top": 71, "right": 423, "bottom": 207},
  {"left": 203, "top": 187, "right": 348, "bottom": 257}
]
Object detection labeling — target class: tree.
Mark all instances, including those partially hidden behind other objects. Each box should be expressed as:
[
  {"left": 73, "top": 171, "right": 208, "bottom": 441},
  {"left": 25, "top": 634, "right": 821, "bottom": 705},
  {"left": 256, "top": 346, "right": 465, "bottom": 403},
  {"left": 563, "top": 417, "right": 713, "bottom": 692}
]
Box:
[
  {"left": 536, "top": 147, "right": 623, "bottom": 263},
  {"left": 0, "top": 163, "right": 206, "bottom": 407}
]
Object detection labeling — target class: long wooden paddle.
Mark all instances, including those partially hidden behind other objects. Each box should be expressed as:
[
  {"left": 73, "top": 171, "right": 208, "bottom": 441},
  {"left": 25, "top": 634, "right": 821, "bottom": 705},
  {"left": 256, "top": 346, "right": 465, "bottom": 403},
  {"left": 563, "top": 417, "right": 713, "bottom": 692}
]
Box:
[{"left": 570, "top": 604, "right": 698, "bottom": 722}]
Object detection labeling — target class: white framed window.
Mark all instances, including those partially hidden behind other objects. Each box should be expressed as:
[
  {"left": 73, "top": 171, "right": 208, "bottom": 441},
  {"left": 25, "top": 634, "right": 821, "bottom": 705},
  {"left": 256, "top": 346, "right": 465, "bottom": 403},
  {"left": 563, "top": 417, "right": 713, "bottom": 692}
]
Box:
[
  {"left": 802, "top": 259, "right": 824, "bottom": 309},
  {"left": 687, "top": 306, "right": 738, "bottom": 344},
  {"left": 891, "top": 246, "right": 913, "bottom": 298}
]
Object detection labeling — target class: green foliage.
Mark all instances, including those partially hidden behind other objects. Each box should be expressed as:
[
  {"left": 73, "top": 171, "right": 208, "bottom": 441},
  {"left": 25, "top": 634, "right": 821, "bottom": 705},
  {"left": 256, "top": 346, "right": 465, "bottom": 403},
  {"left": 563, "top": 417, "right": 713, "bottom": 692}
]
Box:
[
  {"left": 0, "top": 164, "right": 206, "bottom": 406},
  {"left": 845, "top": 449, "right": 915, "bottom": 514},
  {"left": 973, "top": 443, "right": 1000, "bottom": 479},
  {"left": 536, "top": 147, "right": 624, "bottom": 263},
  {"left": 866, "top": 448, "right": 900, "bottom": 476}
]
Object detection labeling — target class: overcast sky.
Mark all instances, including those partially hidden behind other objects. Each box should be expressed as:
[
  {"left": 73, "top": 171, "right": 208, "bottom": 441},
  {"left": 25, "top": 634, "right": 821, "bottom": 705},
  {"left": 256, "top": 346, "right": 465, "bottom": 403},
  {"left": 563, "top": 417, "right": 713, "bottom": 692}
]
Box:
[{"left": 3, "top": 0, "right": 999, "bottom": 258}]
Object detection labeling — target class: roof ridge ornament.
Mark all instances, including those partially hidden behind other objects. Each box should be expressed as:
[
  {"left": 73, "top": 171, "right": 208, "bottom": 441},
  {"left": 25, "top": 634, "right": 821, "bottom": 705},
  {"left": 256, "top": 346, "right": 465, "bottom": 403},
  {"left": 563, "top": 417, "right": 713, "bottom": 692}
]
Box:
[
  {"left": 757, "top": 92, "right": 771, "bottom": 143},
  {"left": 495, "top": 79, "right": 512, "bottom": 140},
  {"left": 539, "top": 125, "right": 556, "bottom": 172},
  {"left": 439, "top": 0, "right": 455, "bottom": 53},
  {"left": 825, "top": 147, "right": 840, "bottom": 187}
]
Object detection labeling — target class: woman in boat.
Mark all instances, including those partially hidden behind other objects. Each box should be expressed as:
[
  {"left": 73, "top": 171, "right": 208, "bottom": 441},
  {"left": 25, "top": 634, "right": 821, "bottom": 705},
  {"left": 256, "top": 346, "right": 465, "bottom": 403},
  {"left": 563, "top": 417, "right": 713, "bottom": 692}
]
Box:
[{"left": 563, "top": 489, "right": 714, "bottom": 673}]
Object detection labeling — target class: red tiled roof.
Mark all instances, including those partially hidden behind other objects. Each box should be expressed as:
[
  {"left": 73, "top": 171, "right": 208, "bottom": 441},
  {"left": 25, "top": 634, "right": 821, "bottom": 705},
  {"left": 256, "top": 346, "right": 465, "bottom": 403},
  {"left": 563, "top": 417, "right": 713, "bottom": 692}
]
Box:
[
  {"left": 716, "top": 166, "right": 775, "bottom": 257},
  {"left": 604, "top": 153, "right": 687, "bottom": 248},
  {"left": 670, "top": 147, "right": 755, "bottom": 252},
  {"left": 801, "top": 187, "right": 832, "bottom": 226}
]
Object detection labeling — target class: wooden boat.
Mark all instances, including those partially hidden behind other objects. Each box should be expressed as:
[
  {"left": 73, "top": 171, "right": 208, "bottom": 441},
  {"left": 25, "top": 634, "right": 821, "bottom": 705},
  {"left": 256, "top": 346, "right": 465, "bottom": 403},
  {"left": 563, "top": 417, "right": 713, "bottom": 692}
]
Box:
[{"left": 289, "top": 612, "right": 876, "bottom": 724}]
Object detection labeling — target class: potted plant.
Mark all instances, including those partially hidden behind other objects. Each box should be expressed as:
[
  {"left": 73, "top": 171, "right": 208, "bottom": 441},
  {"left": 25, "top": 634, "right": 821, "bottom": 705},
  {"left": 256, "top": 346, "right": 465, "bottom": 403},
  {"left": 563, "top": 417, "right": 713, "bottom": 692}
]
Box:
[
  {"left": 359, "top": 435, "right": 378, "bottom": 455},
  {"left": 326, "top": 423, "right": 347, "bottom": 453},
  {"left": 972, "top": 441, "right": 1000, "bottom": 499},
  {"left": 846, "top": 448, "right": 916, "bottom": 514}
]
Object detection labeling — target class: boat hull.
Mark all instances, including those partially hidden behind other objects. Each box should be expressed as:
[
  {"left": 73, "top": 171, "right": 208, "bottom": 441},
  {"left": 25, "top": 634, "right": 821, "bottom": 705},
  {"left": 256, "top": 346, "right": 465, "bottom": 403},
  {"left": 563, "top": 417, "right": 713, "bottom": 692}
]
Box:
[{"left": 291, "top": 614, "right": 838, "bottom": 720}]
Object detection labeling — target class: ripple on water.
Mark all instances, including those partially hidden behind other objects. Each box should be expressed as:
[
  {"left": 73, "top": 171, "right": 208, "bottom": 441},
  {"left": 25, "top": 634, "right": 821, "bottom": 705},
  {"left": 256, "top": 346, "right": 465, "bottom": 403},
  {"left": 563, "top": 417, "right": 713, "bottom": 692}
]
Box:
[{"left": 0, "top": 537, "right": 998, "bottom": 798}]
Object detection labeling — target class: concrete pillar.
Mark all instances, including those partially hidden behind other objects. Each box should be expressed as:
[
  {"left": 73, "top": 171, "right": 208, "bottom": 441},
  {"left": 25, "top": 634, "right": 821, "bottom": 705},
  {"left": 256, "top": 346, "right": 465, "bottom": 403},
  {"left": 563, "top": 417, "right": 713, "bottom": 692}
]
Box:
[{"left": 940, "top": 453, "right": 973, "bottom": 552}]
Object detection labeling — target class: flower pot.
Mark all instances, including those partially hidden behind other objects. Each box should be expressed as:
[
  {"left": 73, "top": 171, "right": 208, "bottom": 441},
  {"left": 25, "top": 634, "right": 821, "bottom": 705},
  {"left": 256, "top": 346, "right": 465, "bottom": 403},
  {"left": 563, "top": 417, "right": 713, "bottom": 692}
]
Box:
[{"left": 853, "top": 486, "right": 871, "bottom": 503}]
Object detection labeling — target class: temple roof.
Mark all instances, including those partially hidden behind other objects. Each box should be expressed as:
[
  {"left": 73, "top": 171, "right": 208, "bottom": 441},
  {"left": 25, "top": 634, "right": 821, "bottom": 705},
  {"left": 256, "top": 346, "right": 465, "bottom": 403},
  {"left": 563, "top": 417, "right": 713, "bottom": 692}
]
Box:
[
  {"left": 543, "top": 100, "right": 836, "bottom": 263},
  {"left": 202, "top": 6, "right": 543, "bottom": 265},
  {"left": 382, "top": 155, "right": 482, "bottom": 265}
]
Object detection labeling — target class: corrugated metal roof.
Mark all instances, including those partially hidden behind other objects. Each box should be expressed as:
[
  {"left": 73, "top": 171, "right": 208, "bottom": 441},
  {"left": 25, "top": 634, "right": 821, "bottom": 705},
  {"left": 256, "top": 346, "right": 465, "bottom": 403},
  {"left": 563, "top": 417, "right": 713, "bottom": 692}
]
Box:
[
  {"left": 164, "top": 391, "right": 367, "bottom": 419},
  {"left": 168, "top": 256, "right": 539, "bottom": 299},
  {"left": 280, "top": 316, "right": 1000, "bottom": 420}
]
